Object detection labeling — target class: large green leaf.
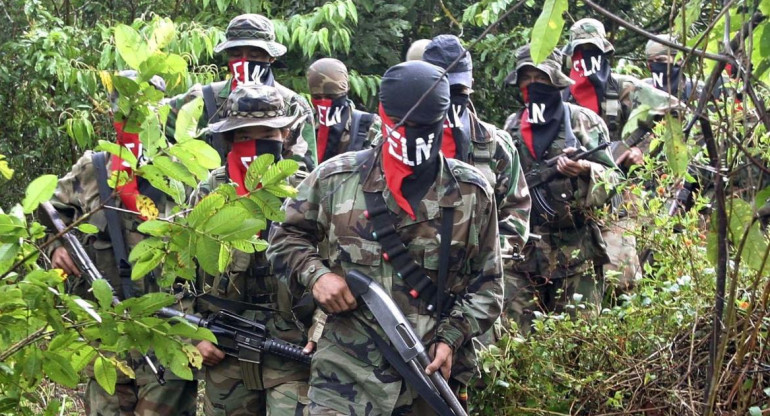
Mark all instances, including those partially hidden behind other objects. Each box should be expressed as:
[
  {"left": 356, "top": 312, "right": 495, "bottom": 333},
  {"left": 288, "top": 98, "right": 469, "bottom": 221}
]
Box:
[
  {"left": 152, "top": 156, "right": 197, "bottom": 188},
  {"left": 115, "top": 292, "right": 175, "bottom": 316},
  {"left": 114, "top": 24, "right": 150, "bottom": 69},
  {"left": 177, "top": 139, "right": 221, "bottom": 170},
  {"left": 245, "top": 153, "right": 275, "bottom": 191},
  {"left": 195, "top": 235, "right": 221, "bottom": 276},
  {"left": 662, "top": 115, "right": 687, "bottom": 177},
  {"left": 92, "top": 279, "right": 114, "bottom": 310},
  {"left": 96, "top": 140, "right": 138, "bottom": 170},
  {"left": 94, "top": 356, "right": 117, "bottom": 395},
  {"left": 188, "top": 193, "right": 226, "bottom": 227},
  {"left": 131, "top": 250, "right": 164, "bottom": 280},
  {"left": 250, "top": 191, "right": 285, "bottom": 222},
  {"left": 261, "top": 159, "right": 299, "bottom": 187},
  {"left": 21, "top": 174, "right": 58, "bottom": 214},
  {"left": 149, "top": 18, "right": 176, "bottom": 52},
  {"left": 203, "top": 206, "right": 250, "bottom": 236},
  {"left": 166, "top": 319, "right": 217, "bottom": 343},
  {"left": 174, "top": 98, "right": 204, "bottom": 143},
  {"left": 529, "top": 0, "right": 567, "bottom": 64},
  {"left": 42, "top": 351, "right": 79, "bottom": 388},
  {"left": 727, "top": 198, "right": 769, "bottom": 274}
]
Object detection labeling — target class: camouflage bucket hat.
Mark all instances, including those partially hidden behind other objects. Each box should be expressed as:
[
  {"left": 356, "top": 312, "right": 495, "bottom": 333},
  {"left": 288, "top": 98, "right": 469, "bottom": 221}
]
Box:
[
  {"left": 645, "top": 34, "right": 679, "bottom": 59},
  {"left": 504, "top": 45, "right": 574, "bottom": 89},
  {"left": 564, "top": 18, "right": 614, "bottom": 56},
  {"left": 307, "top": 58, "right": 349, "bottom": 96},
  {"left": 406, "top": 39, "right": 431, "bottom": 61},
  {"left": 209, "top": 84, "right": 299, "bottom": 134},
  {"left": 214, "top": 14, "right": 287, "bottom": 58}
]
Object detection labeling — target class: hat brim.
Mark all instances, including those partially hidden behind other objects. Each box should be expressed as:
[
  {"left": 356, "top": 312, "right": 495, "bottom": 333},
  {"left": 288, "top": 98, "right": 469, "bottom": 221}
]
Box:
[
  {"left": 505, "top": 63, "right": 574, "bottom": 89},
  {"left": 564, "top": 39, "right": 615, "bottom": 56},
  {"left": 209, "top": 114, "right": 299, "bottom": 134},
  {"left": 214, "top": 39, "right": 287, "bottom": 57},
  {"left": 447, "top": 71, "right": 473, "bottom": 88}
]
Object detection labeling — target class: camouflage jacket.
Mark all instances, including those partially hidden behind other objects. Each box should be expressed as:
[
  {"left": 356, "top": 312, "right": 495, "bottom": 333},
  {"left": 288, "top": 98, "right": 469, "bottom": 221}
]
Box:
[
  {"left": 467, "top": 110, "right": 531, "bottom": 248},
  {"left": 167, "top": 78, "right": 317, "bottom": 170},
  {"left": 267, "top": 148, "right": 503, "bottom": 414},
  {"left": 315, "top": 100, "right": 381, "bottom": 160},
  {"left": 566, "top": 74, "right": 681, "bottom": 148},
  {"left": 44, "top": 150, "right": 176, "bottom": 300},
  {"left": 190, "top": 166, "right": 311, "bottom": 388}
]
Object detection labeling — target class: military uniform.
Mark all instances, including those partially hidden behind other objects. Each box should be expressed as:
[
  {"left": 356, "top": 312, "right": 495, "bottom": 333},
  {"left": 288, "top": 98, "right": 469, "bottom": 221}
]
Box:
[
  {"left": 191, "top": 84, "right": 313, "bottom": 416},
  {"left": 166, "top": 14, "right": 316, "bottom": 170},
  {"left": 642, "top": 35, "right": 705, "bottom": 103},
  {"left": 563, "top": 19, "right": 681, "bottom": 293},
  {"left": 45, "top": 150, "right": 197, "bottom": 416},
  {"left": 502, "top": 46, "right": 620, "bottom": 333},
  {"left": 268, "top": 61, "right": 503, "bottom": 415},
  {"left": 306, "top": 58, "right": 381, "bottom": 162}
]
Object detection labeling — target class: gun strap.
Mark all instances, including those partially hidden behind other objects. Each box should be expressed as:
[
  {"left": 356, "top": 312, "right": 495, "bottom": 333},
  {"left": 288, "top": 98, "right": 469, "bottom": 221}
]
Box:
[
  {"left": 348, "top": 109, "right": 375, "bottom": 152},
  {"left": 202, "top": 84, "right": 228, "bottom": 162},
  {"left": 93, "top": 151, "right": 134, "bottom": 299},
  {"left": 561, "top": 103, "right": 578, "bottom": 149},
  {"left": 436, "top": 206, "right": 454, "bottom": 322},
  {"left": 360, "top": 322, "right": 456, "bottom": 416},
  {"left": 357, "top": 149, "right": 456, "bottom": 315}
]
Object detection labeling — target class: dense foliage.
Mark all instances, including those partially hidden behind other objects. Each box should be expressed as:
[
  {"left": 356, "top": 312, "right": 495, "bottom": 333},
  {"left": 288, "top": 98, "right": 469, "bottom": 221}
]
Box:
[{"left": 0, "top": 0, "right": 770, "bottom": 414}]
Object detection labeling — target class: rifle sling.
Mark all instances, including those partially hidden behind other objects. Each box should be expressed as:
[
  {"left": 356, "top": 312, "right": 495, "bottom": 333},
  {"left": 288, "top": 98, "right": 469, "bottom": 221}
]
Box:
[
  {"left": 198, "top": 293, "right": 281, "bottom": 314},
  {"left": 348, "top": 110, "right": 375, "bottom": 152},
  {"left": 360, "top": 321, "right": 456, "bottom": 415},
  {"left": 93, "top": 151, "right": 134, "bottom": 299},
  {"left": 357, "top": 149, "right": 456, "bottom": 316},
  {"left": 202, "top": 84, "right": 228, "bottom": 161}
]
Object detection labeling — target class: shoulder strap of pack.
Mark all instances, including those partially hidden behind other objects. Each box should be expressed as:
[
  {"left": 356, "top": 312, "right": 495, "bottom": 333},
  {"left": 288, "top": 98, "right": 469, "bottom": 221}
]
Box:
[
  {"left": 93, "top": 151, "right": 134, "bottom": 299},
  {"left": 562, "top": 103, "right": 578, "bottom": 149},
  {"left": 202, "top": 84, "right": 228, "bottom": 161},
  {"left": 349, "top": 110, "right": 375, "bottom": 152}
]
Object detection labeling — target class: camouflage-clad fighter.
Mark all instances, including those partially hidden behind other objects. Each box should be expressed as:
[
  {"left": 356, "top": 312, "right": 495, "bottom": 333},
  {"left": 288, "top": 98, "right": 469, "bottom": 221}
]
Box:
[
  {"left": 167, "top": 14, "right": 316, "bottom": 170},
  {"left": 643, "top": 34, "right": 706, "bottom": 102},
  {"left": 503, "top": 45, "right": 620, "bottom": 333},
  {"left": 190, "top": 84, "right": 313, "bottom": 416},
  {"left": 562, "top": 18, "right": 681, "bottom": 293},
  {"left": 306, "top": 58, "right": 380, "bottom": 163},
  {"left": 42, "top": 71, "right": 197, "bottom": 416},
  {"left": 268, "top": 61, "right": 503, "bottom": 414},
  {"left": 422, "top": 34, "right": 531, "bottom": 250}
]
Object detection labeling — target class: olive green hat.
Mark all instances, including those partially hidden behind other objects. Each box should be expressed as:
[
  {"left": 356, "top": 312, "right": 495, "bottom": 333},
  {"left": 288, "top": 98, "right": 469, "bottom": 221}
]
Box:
[
  {"left": 645, "top": 34, "right": 679, "bottom": 59},
  {"left": 504, "top": 45, "right": 574, "bottom": 89},
  {"left": 214, "top": 14, "right": 287, "bottom": 58},
  {"left": 564, "top": 18, "right": 614, "bottom": 56},
  {"left": 209, "top": 84, "right": 299, "bottom": 135}
]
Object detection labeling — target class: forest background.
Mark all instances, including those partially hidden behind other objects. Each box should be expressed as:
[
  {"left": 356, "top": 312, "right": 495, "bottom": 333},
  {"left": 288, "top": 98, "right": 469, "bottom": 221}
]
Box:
[{"left": 1, "top": 0, "right": 770, "bottom": 414}]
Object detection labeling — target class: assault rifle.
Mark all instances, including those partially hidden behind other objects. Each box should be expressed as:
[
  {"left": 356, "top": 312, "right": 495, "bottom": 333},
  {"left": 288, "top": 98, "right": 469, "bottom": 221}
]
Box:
[
  {"left": 525, "top": 142, "right": 612, "bottom": 189},
  {"left": 40, "top": 201, "right": 312, "bottom": 376},
  {"left": 346, "top": 270, "right": 468, "bottom": 416}
]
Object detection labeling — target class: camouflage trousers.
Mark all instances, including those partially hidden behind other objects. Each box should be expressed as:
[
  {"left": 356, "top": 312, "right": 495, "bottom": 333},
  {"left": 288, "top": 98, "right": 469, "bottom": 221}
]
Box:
[
  {"left": 602, "top": 217, "right": 643, "bottom": 295},
  {"left": 84, "top": 354, "right": 197, "bottom": 416},
  {"left": 203, "top": 355, "right": 309, "bottom": 416}
]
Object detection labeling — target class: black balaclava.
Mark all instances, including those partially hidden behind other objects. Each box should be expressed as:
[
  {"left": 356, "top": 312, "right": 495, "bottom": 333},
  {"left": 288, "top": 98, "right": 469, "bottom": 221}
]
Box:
[
  {"left": 569, "top": 47, "right": 611, "bottom": 114},
  {"left": 444, "top": 86, "right": 472, "bottom": 161},
  {"left": 379, "top": 61, "right": 450, "bottom": 219},
  {"left": 649, "top": 61, "right": 682, "bottom": 96},
  {"left": 521, "top": 82, "right": 565, "bottom": 160}
]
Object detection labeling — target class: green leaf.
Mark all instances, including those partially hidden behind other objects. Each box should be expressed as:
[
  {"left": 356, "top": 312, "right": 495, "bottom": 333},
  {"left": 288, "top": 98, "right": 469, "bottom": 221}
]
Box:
[
  {"left": 114, "top": 24, "right": 149, "bottom": 69},
  {"left": 138, "top": 53, "right": 168, "bottom": 79},
  {"left": 48, "top": 331, "right": 78, "bottom": 352},
  {"left": 137, "top": 219, "right": 172, "bottom": 237},
  {"left": 66, "top": 117, "right": 94, "bottom": 148},
  {"left": 245, "top": 153, "right": 275, "bottom": 191},
  {"left": 174, "top": 97, "right": 204, "bottom": 143},
  {"left": 94, "top": 356, "right": 117, "bottom": 395},
  {"left": 77, "top": 223, "right": 99, "bottom": 234},
  {"left": 204, "top": 206, "right": 250, "bottom": 236},
  {"left": 112, "top": 73, "right": 140, "bottom": 97},
  {"left": 92, "top": 278, "right": 115, "bottom": 310},
  {"left": 195, "top": 235, "right": 221, "bottom": 276},
  {"left": 131, "top": 250, "right": 164, "bottom": 280},
  {"left": 116, "top": 292, "right": 175, "bottom": 316},
  {"left": 662, "top": 115, "right": 687, "bottom": 177},
  {"left": 96, "top": 140, "right": 138, "bottom": 170},
  {"left": 621, "top": 105, "right": 651, "bottom": 139},
  {"left": 177, "top": 139, "right": 221, "bottom": 169},
  {"left": 70, "top": 345, "right": 97, "bottom": 372},
  {"left": 188, "top": 193, "right": 226, "bottom": 227},
  {"left": 261, "top": 159, "right": 299, "bottom": 187},
  {"left": 42, "top": 351, "right": 79, "bottom": 388},
  {"left": 529, "top": 0, "right": 567, "bottom": 64},
  {"left": 220, "top": 218, "right": 263, "bottom": 241},
  {"left": 749, "top": 406, "right": 762, "bottom": 416},
  {"left": 217, "top": 243, "right": 231, "bottom": 273},
  {"left": 167, "top": 146, "right": 210, "bottom": 181},
  {"left": 149, "top": 18, "right": 176, "bottom": 52},
  {"left": 166, "top": 319, "right": 217, "bottom": 342},
  {"left": 22, "top": 174, "right": 58, "bottom": 214},
  {"left": 152, "top": 156, "right": 198, "bottom": 188},
  {"left": 250, "top": 191, "right": 284, "bottom": 222},
  {"left": 129, "top": 238, "right": 165, "bottom": 263}
]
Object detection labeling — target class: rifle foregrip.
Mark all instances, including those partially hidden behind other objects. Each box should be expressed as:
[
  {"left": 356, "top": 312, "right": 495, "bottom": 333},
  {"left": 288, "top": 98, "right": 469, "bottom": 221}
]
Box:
[{"left": 263, "top": 338, "right": 312, "bottom": 366}]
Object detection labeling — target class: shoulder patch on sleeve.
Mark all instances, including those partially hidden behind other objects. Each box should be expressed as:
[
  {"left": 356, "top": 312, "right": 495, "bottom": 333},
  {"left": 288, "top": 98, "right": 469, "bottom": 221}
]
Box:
[{"left": 446, "top": 158, "right": 494, "bottom": 196}]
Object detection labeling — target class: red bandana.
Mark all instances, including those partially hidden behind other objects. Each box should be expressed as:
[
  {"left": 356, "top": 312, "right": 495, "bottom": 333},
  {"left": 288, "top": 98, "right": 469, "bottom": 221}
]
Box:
[
  {"left": 379, "top": 104, "right": 416, "bottom": 220},
  {"left": 519, "top": 89, "right": 537, "bottom": 159},
  {"left": 441, "top": 118, "right": 457, "bottom": 158},
  {"left": 569, "top": 49, "right": 600, "bottom": 114},
  {"left": 227, "top": 140, "right": 260, "bottom": 196},
  {"left": 111, "top": 122, "right": 143, "bottom": 215},
  {"left": 311, "top": 98, "right": 334, "bottom": 163}
]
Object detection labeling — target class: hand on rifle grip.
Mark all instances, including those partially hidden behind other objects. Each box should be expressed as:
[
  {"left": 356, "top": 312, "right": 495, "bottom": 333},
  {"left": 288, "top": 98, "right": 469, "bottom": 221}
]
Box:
[{"left": 52, "top": 246, "right": 81, "bottom": 277}]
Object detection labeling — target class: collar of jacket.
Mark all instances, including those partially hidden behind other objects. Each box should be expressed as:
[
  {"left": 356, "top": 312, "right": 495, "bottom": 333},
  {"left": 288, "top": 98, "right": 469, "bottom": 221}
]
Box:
[{"left": 360, "top": 146, "right": 463, "bottom": 224}]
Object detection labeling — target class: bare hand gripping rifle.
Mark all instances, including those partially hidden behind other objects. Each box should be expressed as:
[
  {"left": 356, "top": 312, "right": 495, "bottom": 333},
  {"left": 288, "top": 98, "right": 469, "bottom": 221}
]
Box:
[
  {"left": 346, "top": 270, "right": 468, "bottom": 416},
  {"left": 40, "top": 201, "right": 311, "bottom": 377}
]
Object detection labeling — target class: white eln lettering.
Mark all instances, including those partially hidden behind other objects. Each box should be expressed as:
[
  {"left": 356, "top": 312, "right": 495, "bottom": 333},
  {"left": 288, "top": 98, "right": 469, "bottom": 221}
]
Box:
[
  {"left": 528, "top": 103, "right": 546, "bottom": 124},
  {"left": 652, "top": 72, "right": 665, "bottom": 88},
  {"left": 573, "top": 60, "right": 584, "bottom": 75},
  {"left": 317, "top": 105, "right": 342, "bottom": 126},
  {"left": 414, "top": 133, "right": 434, "bottom": 165},
  {"left": 387, "top": 128, "right": 404, "bottom": 163},
  {"left": 590, "top": 56, "right": 603, "bottom": 74},
  {"left": 241, "top": 156, "right": 256, "bottom": 169},
  {"left": 446, "top": 105, "right": 464, "bottom": 128}
]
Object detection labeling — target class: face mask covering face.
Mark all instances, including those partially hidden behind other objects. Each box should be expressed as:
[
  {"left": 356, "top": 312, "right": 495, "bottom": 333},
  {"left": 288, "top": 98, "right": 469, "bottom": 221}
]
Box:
[
  {"left": 379, "top": 104, "right": 444, "bottom": 219},
  {"left": 569, "top": 48, "right": 611, "bottom": 114},
  {"left": 311, "top": 95, "right": 350, "bottom": 163},
  {"left": 228, "top": 58, "right": 275, "bottom": 88},
  {"left": 520, "top": 82, "right": 565, "bottom": 160},
  {"left": 442, "top": 92, "right": 471, "bottom": 161},
  {"left": 649, "top": 61, "right": 682, "bottom": 96},
  {"left": 227, "top": 139, "right": 283, "bottom": 196},
  {"left": 111, "top": 122, "right": 163, "bottom": 219}
]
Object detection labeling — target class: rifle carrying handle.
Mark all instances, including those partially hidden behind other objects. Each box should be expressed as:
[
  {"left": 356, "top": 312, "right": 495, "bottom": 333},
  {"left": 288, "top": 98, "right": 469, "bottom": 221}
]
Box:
[{"left": 263, "top": 338, "right": 312, "bottom": 366}]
